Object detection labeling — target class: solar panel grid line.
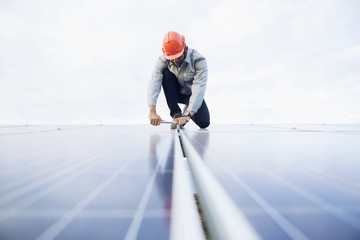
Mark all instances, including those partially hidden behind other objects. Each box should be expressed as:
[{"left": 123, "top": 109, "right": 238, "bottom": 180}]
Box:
[
  {"left": 0, "top": 149, "right": 74, "bottom": 173},
  {"left": 249, "top": 124, "right": 360, "bottom": 133},
  {"left": 123, "top": 142, "right": 169, "bottom": 240},
  {"left": 326, "top": 124, "right": 360, "bottom": 128},
  {"left": 271, "top": 155, "right": 360, "bottom": 196},
  {"left": 294, "top": 130, "right": 360, "bottom": 134},
  {"left": 239, "top": 205, "right": 345, "bottom": 216},
  {"left": 250, "top": 124, "right": 299, "bottom": 131},
  {"left": 0, "top": 143, "right": 108, "bottom": 195},
  {"left": 0, "top": 150, "right": 59, "bottom": 169},
  {"left": 78, "top": 209, "right": 165, "bottom": 219},
  {"left": 0, "top": 143, "right": 134, "bottom": 223},
  {"left": 0, "top": 209, "right": 68, "bottom": 218},
  {"left": 0, "top": 128, "right": 60, "bottom": 136},
  {"left": 302, "top": 170, "right": 359, "bottom": 200},
  {"left": 170, "top": 129, "right": 205, "bottom": 240},
  {"left": 0, "top": 125, "right": 46, "bottom": 130},
  {"left": 0, "top": 125, "right": 102, "bottom": 136},
  {"left": 0, "top": 142, "right": 126, "bottom": 206},
  {"left": 205, "top": 130, "right": 360, "bottom": 135},
  {"left": 307, "top": 169, "right": 359, "bottom": 191},
  {"left": 0, "top": 209, "right": 170, "bottom": 219},
  {"left": 291, "top": 125, "right": 360, "bottom": 133},
  {"left": 245, "top": 151, "right": 360, "bottom": 200},
  {"left": 214, "top": 160, "right": 311, "bottom": 240},
  {"left": 35, "top": 145, "right": 146, "bottom": 240},
  {"left": 0, "top": 125, "right": 32, "bottom": 129},
  {"left": 0, "top": 161, "right": 81, "bottom": 196},
  {"left": 245, "top": 162, "right": 360, "bottom": 231},
  {"left": 180, "top": 131, "right": 261, "bottom": 240}
]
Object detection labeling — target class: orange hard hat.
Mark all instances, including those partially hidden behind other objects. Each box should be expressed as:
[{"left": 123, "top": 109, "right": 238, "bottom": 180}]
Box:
[{"left": 162, "top": 31, "right": 185, "bottom": 60}]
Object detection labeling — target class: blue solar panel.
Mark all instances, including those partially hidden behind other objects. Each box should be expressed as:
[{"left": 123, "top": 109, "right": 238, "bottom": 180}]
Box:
[
  {"left": 0, "top": 125, "right": 174, "bottom": 240},
  {"left": 1, "top": 124, "right": 359, "bottom": 239},
  {"left": 183, "top": 124, "right": 360, "bottom": 240}
]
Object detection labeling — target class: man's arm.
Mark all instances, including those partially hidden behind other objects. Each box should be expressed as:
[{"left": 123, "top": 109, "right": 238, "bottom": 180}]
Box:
[
  {"left": 147, "top": 56, "right": 167, "bottom": 125},
  {"left": 148, "top": 57, "right": 167, "bottom": 106},
  {"left": 187, "top": 57, "right": 208, "bottom": 113}
]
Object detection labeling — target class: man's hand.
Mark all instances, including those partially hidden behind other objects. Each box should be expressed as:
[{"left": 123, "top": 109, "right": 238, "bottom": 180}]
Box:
[
  {"left": 174, "top": 116, "right": 190, "bottom": 126},
  {"left": 149, "top": 111, "right": 163, "bottom": 126},
  {"left": 148, "top": 105, "right": 163, "bottom": 126}
]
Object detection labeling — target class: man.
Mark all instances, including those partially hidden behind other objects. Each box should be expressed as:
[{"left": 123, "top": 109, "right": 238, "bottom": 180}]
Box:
[{"left": 147, "top": 31, "right": 210, "bottom": 129}]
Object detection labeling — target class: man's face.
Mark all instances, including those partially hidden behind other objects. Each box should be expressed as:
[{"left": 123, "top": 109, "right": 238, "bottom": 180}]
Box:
[{"left": 171, "top": 54, "right": 185, "bottom": 67}]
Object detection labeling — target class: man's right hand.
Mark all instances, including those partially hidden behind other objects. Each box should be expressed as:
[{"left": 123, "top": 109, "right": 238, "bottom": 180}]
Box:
[{"left": 149, "top": 111, "right": 163, "bottom": 126}]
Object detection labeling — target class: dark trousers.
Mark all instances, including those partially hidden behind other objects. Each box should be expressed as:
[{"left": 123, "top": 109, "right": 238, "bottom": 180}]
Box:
[{"left": 162, "top": 69, "right": 210, "bottom": 129}]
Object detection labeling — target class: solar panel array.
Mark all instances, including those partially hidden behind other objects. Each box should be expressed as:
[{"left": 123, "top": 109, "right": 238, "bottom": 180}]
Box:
[
  {"left": 0, "top": 125, "right": 174, "bottom": 240},
  {"left": 184, "top": 124, "right": 360, "bottom": 240},
  {"left": 1, "top": 124, "right": 359, "bottom": 239}
]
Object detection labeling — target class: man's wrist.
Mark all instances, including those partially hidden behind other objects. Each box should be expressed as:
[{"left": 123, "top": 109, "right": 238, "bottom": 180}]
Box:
[
  {"left": 149, "top": 105, "right": 157, "bottom": 113},
  {"left": 182, "top": 111, "right": 193, "bottom": 118}
]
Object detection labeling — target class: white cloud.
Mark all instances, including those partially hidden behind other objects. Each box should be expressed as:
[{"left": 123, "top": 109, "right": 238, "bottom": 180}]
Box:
[
  {"left": 0, "top": 0, "right": 359, "bottom": 124},
  {"left": 188, "top": 0, "right": 360, "bottom": 123}
]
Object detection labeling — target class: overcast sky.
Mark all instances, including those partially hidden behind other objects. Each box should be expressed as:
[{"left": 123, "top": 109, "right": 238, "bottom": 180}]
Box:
[{"left": 1, "top": 0, "right": 359, "bottom": 124}]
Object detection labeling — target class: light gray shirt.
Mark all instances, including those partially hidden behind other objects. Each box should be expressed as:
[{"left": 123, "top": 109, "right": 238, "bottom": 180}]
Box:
[{"left": 147, "top": 48, "right": 208, "bottom": 113}]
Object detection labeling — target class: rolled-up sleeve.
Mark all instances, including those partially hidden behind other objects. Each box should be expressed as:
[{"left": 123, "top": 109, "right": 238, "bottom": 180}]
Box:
[
  {"left": 147, "top": 57, "right": 167, "bottom": 106},
  {"left": 188, "top": 58, "right": 208, "bottom": 112}
]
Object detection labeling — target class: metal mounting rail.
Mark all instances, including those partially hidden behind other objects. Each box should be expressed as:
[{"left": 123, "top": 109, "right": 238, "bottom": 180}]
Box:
[
  {"left": 170, "top": 130, "right": 205, "bottom": 240},
  {"left": 178, "top": 129, "right": 260, "bottom": 240}
]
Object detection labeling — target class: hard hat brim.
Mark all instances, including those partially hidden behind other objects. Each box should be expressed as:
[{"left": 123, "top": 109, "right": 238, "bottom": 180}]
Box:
[{"left": 164, "top": 45, "right": 185, "bottom": 60}]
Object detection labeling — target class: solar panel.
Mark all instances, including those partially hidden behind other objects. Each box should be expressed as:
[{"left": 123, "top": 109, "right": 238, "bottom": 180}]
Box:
[
  {"left": 183, "top": 124, "right": 360, "bottom": 240},
  {"left": 1, "top": 124, "right": 359, "bottom": 239},
  {"left": 0, "top": 125, "right": 175, "bottom": 240}
]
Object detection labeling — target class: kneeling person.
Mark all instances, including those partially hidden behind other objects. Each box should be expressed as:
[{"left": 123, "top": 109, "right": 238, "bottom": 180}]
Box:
[{"left": 147, "top": 31, "right": 210, "bottom": 129}]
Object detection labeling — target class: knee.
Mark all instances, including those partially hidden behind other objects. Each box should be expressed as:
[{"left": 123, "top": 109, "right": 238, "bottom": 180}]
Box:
[{"left": 197, "top": 121, "right": 210, "bottom": 129}]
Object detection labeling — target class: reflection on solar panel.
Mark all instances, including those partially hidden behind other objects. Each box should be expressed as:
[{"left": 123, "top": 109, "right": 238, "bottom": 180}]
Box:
[{"left": 0, "top": 124, "right": 359, "bottom": 239}]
